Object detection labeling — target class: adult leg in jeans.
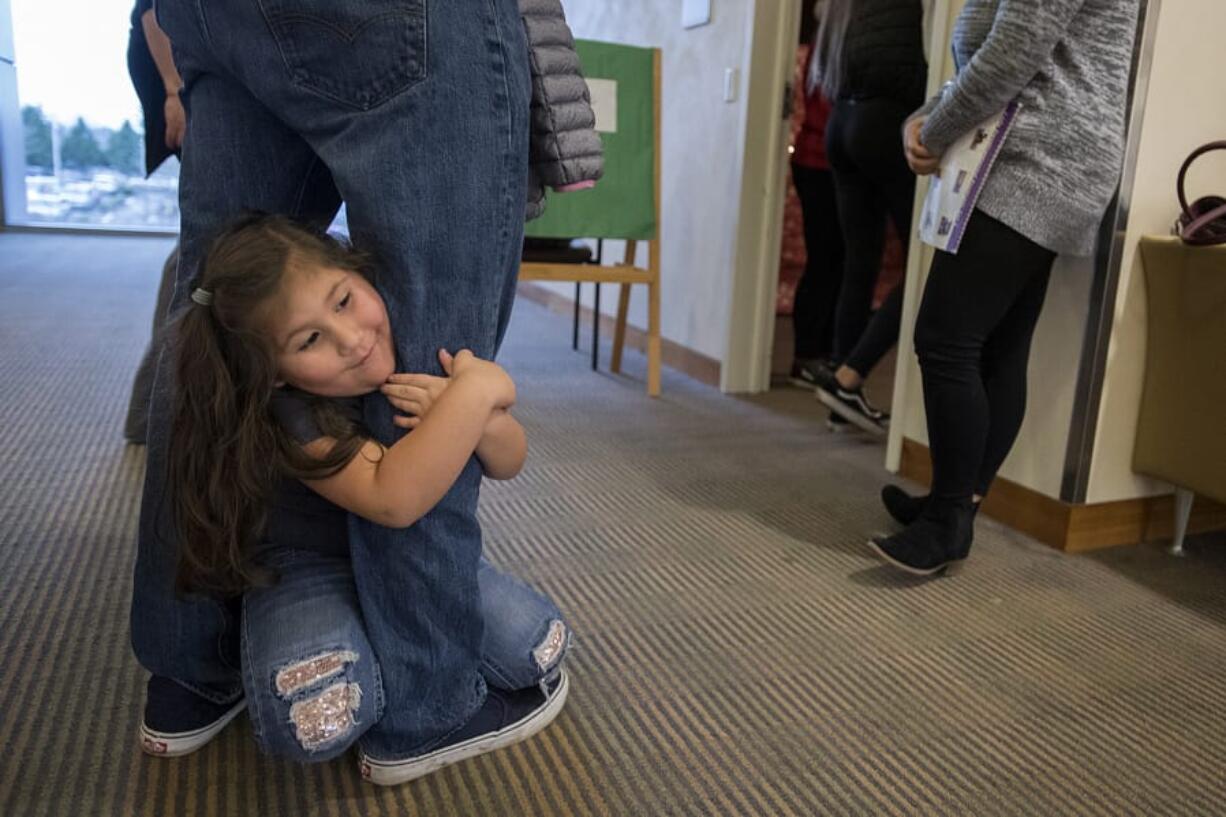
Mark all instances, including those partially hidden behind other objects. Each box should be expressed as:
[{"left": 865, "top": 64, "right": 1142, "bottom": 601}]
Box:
[
  {"left": 310, "top": 3, "right": 531, "bottom": 759},
  {"left": 129, "top": 7, "right": 342, "bottom": 715},
  {"left": 124, "top": 244, "right": 177, "bottom": 444}
]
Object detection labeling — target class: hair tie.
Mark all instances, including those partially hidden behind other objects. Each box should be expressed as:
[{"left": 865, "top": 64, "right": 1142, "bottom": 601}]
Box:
[{"left": 190, "top": 287, "right": 214, "bottom": 307}]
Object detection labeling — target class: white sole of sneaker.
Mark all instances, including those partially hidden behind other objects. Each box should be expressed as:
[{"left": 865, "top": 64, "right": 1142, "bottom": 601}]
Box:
[
  {"left": 865, "top": 538, "right": 965, "bottom": 576},
  {"left": 139, "top": 699, "right": 247, "bottom": 757},
  {"left": 360, "top": 670, "right": 571, "bottom": 787},
  {"left": 815, "top": 388, "right": 887, "bottom": 436}
]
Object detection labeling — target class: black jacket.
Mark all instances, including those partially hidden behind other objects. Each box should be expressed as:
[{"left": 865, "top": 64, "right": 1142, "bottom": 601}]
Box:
[{"left": 839, "top": 0, "right": 927, "bottom": 107}]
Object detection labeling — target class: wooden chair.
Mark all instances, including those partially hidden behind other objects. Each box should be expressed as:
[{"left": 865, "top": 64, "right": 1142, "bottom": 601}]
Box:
[{"left": 519, "top": 43, "right": 662, "bottom": 397}]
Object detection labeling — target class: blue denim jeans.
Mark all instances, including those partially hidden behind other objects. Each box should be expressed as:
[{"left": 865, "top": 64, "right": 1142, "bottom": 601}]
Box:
[
  {"left": 130, "top": 0, "right": 532, "bottom": 756},
  {"left": 243, "top": 550, "right": 567, "bottom": 763}
]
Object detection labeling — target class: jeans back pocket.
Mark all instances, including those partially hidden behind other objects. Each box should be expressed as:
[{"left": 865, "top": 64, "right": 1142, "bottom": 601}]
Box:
[{"left": 257, "top": 0, "right": 427, "bottom": 110}]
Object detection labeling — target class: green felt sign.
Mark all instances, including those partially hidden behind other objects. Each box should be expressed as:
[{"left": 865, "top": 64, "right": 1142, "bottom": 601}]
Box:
[{"left": 524, "top": 40, "right": 657, "bottom": 241}]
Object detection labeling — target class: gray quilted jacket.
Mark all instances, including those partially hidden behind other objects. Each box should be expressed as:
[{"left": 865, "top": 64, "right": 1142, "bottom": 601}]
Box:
[{"left": 521, "top": 0, "right": 604, "bottom": 220}]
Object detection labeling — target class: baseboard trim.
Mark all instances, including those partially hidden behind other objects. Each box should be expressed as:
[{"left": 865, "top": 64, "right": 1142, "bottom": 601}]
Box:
[
  {"left": 516, "top": 281, "right": 721, "bottom": 388},
  {"left": 899, "top": 438, "right": 1226, "bottom": 552}
]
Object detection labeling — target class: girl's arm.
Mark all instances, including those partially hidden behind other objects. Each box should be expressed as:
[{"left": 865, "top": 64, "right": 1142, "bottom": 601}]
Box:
[
  {"left": 919, "top": 0, "right": 1086, "bottom": 155},
  {"left": 382, "top": 349, "right": 527, "bottom": 480},
  {"left": 476, "top": 410, "right": 527, "bottom": 480},
  {"left": 301, "top": 352, "right": 512, "bottom": 528}
]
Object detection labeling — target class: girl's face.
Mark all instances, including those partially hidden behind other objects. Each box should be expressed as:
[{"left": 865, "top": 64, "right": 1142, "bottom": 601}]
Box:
[{"left": 264, "top": 263, "right": 396, "bottom": 397}]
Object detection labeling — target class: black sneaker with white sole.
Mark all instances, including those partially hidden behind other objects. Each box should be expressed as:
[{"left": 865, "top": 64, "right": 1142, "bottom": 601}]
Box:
[
  {"left": 359, "top": 670, "right": 570, "bottom": 786},
  {"left": 814, "top": 367, "right": 889, "bottom": 435},
  {"left": 140, "top": 676, "right": 246, "bottom": 757}
]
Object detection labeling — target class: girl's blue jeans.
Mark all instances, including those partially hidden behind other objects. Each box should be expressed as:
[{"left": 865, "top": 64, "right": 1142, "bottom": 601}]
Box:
[{"left": 242, "top": 549, "right": 568, "bottom": 763}]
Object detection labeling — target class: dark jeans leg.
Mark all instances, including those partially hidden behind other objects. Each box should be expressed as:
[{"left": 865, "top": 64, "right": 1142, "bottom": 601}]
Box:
[
  {"left": 790, "top": 163, "right": 843, "bottom": 362},
  {"left": 913, "top": 210, "right": 1056, "bottom": 501},
  {"left": 129, "top": 5, "right": 341, "bottom": 700},
  {"left": 124, "top": 244, "right": 178, "bottom": 442}
]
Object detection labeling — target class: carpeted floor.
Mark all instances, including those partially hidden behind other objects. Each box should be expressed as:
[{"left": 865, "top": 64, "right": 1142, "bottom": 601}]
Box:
[{"left": 2, "top": 232, "right": 1225, "bottom": 817}]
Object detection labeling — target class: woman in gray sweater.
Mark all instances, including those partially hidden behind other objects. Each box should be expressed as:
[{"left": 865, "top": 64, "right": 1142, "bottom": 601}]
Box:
[{"left": 869, "top": 0, "right": 1140, "bottom": 575}]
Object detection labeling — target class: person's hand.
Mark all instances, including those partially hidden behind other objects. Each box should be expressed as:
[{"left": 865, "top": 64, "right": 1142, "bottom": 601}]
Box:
[
  {"left": 382, "top": 364, "right": 450, "bottom": 429},
  {"left": 445, "top": 348, "right": 517, "bottom": 411},
  {"left": 164, "top": 92, "right": 186, "bottom": 150},
  {"left": 903, "top": 116, "right": 940, "bottom": 176}
]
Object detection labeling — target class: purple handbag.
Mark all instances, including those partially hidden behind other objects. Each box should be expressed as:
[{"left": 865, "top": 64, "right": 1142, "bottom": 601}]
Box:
[{"left": 1176, "top": 141, "right": 1226, "bottom": 246}]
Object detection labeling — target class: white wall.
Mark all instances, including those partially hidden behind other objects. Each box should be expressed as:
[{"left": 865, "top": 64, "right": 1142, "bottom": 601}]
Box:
[
  {"left": 536, "top": 0, "right": 755, "bottom": 363},
  {"left": 1086, "top": 0, "right": 1226, "bottom": 503},
  {"left": 891, "top": 0, "right": 1097, "bottom": 500}
]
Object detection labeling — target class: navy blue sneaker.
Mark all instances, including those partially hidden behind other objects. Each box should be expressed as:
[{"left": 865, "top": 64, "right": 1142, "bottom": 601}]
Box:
[
  {"left": 140, "top": 676, "right": 246, "bottom": 757},
  {"left": 359, "top": 670, "right": 570, "bottom": 786}
]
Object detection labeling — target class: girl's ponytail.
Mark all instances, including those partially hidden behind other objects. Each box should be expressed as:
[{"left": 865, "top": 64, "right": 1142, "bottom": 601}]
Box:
[{"left": 167, "top": 295, "right": 279, "bottom": 596}]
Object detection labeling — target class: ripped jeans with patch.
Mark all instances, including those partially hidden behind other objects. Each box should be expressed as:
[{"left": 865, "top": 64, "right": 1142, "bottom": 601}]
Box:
[{"left": 241, "top": 549, "right": 569, "bottom": 763}]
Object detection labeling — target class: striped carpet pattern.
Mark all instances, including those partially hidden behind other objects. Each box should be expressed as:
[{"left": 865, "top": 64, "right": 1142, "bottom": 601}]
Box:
[{"left": 3, "top": 233, "right": 1226, "bottom": 816}]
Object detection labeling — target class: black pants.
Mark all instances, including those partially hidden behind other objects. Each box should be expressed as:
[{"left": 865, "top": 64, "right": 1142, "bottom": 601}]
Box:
[
  {"left": 914, "top": 210, "right": 1057, "bottom": 501},
  {"left": 790, "top": 163, "right": 844, "bottom": 361},
  {"left": 826, "top": 97, "right": 916, "bottom": 375}
]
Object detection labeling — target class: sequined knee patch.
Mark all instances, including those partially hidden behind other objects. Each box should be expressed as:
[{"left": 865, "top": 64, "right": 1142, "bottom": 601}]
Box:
[
  {"left": 533, "top": 619, "right": 567, "bottom": 670},
  {"left": 274, "top": 650, "right": 358, "bottom": 697},
  {"left": 288, "top": 682, "right": 362, "bottom": 751}
]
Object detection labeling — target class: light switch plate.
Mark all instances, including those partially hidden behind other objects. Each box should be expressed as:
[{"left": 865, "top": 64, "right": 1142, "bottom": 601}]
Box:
[{"left": 682, "top": 0, "right": 711, "bottom": 29}]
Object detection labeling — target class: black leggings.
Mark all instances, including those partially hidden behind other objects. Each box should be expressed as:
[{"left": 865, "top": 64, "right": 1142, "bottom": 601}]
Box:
[
  {"left": 790, "top": 163, "right": 844, "bottom": 361},
  {"left": 914, "top": 210, "right": 1056, "bottom": 501},
  {"left": 826, "top": 97, "right": 916, "bottom": 375}
]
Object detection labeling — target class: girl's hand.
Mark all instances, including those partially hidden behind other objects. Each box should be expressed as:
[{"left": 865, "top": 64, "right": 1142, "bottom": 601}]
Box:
[
  {"left": 447, "top": 349, "right": 517, "bottom": 410},
  {"left": 381, "top": 370, "right": 450, "bottom": 429},
  {"left": 904, "top": 116, "right": 941, "bottom": 176}
]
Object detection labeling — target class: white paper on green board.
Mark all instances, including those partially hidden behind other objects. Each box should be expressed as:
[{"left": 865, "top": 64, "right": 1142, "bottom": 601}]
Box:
[{"left": 586, "top": 78, "right": 618, "bottom": 133}]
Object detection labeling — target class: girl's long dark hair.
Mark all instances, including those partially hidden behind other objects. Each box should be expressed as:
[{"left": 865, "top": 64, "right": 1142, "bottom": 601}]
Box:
[
  {"left": 810, "top": 0, "right": 852, "bottom": 99},
  {"left": 167, "top": 214, "right": 373, "bottom": 596}
]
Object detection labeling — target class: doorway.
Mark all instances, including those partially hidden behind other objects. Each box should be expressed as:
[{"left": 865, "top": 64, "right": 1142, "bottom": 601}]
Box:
[{"left": 769, "top": 2, "right": 911, "bottom": 420}]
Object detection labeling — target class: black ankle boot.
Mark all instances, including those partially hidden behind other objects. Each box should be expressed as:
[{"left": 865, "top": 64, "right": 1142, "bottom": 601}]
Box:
[
  {"left": 867, "top": 498, "right": 976, "bottom": 576},
  {"left": 881, "top": 485, "right": 928, "bottom": 526},
  {"left": 881, "top": 486, "right": 983, "bottom": 527}
]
